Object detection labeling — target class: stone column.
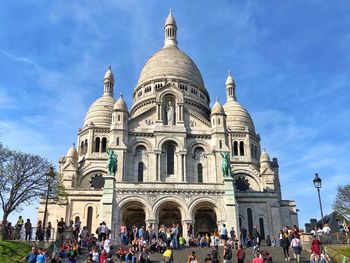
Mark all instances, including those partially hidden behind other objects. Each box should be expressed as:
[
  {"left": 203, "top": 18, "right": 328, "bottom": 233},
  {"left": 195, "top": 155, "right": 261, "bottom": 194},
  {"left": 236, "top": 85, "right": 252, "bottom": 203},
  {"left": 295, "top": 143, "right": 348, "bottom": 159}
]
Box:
[{"left": 182, "top": 220, "right": 192, "bottom": 240}]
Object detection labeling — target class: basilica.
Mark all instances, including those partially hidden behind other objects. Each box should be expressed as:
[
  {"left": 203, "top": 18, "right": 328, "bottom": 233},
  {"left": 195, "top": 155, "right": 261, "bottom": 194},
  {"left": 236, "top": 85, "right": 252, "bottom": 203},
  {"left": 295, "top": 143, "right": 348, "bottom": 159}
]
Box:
[{"left": 38, "top": 10, "right": 298, "bottom": 240}]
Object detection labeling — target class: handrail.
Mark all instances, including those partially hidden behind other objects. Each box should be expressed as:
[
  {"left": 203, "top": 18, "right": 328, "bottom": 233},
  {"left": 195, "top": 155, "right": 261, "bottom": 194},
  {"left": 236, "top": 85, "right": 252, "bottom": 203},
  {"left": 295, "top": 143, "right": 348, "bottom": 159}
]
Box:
[{"left": 323, "top": 245, "right": 350, "bottom": 263}]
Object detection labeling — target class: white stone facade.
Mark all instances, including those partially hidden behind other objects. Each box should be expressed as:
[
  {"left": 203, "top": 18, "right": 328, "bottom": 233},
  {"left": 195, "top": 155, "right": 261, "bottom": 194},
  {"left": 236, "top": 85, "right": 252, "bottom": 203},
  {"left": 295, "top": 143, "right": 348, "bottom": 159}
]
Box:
[{"left": 38, "top": 11, "right": 298, "bottom": 240}]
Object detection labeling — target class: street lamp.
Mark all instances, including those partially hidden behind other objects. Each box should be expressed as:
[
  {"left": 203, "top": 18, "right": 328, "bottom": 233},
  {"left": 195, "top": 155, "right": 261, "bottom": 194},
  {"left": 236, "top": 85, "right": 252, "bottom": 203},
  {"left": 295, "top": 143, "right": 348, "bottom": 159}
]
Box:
[
  {"left": 313, "top": 173, "right": 324, "bottom": 226},
  {"left": 43, "top": 166, "right": 55, "bottom": 228}
]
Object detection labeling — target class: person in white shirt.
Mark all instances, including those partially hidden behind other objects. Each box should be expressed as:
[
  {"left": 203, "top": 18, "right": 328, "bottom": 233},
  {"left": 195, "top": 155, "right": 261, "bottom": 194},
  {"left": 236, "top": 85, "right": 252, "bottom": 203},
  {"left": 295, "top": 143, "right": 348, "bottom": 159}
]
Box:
[{"left": 322, "top": 224, "right": 331, "bottom": 235}]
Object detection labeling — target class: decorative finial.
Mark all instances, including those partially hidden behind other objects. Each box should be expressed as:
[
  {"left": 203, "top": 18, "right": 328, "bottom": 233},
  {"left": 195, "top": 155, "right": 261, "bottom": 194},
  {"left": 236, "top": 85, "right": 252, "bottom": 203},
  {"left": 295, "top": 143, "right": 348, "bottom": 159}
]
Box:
[
  {"left": 228, "top": 69, "right": 231, "bottom": 76},
  {"left": 108, "top": 65, "right": 112, "bottom": 71},
  {"left": 216, "top": 97, "right": 219, "bottom": 102},
  {"left": 120, "top": 92, "right": 123, "bottom": 98},
  {"left": 72, "top": 143, "right": 75, "bottom": 147},
  {"left": 169, "top": 8, "right": 173, "bottom": 15},
  {"left": 263, "top": 147, "right": 266, "bottom": 152}
]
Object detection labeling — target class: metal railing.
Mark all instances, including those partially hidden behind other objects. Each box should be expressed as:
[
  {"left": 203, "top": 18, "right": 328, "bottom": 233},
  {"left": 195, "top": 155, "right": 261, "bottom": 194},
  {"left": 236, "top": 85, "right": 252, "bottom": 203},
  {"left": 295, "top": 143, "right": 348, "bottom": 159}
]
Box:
[
  {"left": 323, "top": 245, "right": 350, "bottom": 263},
  {"left": 320, "top": 232, "right": 350, "bottom": 245}
]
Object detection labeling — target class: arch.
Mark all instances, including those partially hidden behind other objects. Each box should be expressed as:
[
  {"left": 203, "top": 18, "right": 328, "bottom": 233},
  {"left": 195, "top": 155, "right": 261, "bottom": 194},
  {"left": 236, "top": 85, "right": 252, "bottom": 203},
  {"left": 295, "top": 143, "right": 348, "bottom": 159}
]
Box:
[
  {"left": 157, "top": 137, "right": 183, "bottom": 151},
  {"left": 247, "top": 208, "right": 253, "bottom": 236},
  {"left": 197, "top": 163, "right": 203, "bottom": 183},
  {"left": 259, "top": 217, "right": 265, "bottom": 240},
  {"left": 138, "top": 162, "right": 144, "bottom": 182},
  {"left": 156, "top": 85, "right": 184, "bottom": 104},
  {"left": 117, "top": 196, "right": 152, "bottom": 225},
  {"left": 101, "top": 137, "right": 107, "bottom": 153},
  {"left": 233, "top": 141, "right": 238, "bottom": 156},
  {"left": 166, "top": 145, "right": 175, "bottom": 174},
  {"left": 239, "top": 141, "right": 245, "bottom": 156},
  {"left": 80, "top": 141, "right": 84, "bottom": 156},
  {"left": 130, "top": 138, "right": 154, "bottom": 153},
  {"left": 79, "top": 169, "right": 106, "bottom": 188},
  {"left": 153, "top": 196, "right": 189, "bottom": 222},
  {"left": 94, "top": 137, "right": 100, "bottom": 152},
  {"left": 74, "top": 216, "right": 80, "bottom": 224},
  {"left": 189, "top": 197, "right": 226, "bottom": 222},
  {"left": 87, "top": 207, "right": 93, "bottom": 233},
  {"left": 233, "top": 170, "right": 263, "bottom": 192},
  {"left": 119, "top": 200, "right": 146, "bottom": 229},
  {"left": 84, "top": 139, "right": 88, "bottom": 154},
  {"left": 194, "top": 206, "right": 217, "bottom": 236},
  {"left": 187, "top": 140, "right": 212, "bottom": 155}
]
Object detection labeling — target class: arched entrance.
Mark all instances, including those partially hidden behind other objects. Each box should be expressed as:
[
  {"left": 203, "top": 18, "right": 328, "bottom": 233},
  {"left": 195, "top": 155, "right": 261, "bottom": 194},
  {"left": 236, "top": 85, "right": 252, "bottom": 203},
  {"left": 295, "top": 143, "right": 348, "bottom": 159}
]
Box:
[
  {"left": 156, "top": 201, "right": 183, "bottom": 235},
  {"left": 194, "top": 207, "right": 218, "bottom": 236},
  {"left": 120, "top": 201, "right": 146, "bottom": 229}
]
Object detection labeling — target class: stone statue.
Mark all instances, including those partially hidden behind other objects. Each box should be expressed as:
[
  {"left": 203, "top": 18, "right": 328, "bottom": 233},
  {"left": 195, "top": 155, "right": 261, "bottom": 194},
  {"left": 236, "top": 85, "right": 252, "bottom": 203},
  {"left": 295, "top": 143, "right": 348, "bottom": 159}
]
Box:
[
  {"left": 166, "top": 101, "right": 174, "bottom": 125},
  {"left": 220, "top": 152, "right": 230, "bottom": 177},
  {"left": 106, "top": 148, "right": 117, "bottom": 175}
]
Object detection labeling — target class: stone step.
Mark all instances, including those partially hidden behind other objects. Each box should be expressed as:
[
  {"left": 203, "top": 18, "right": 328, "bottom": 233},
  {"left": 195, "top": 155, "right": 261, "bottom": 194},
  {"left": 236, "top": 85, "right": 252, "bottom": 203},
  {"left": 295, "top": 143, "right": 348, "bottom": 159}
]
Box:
[{"left": 77, "top": 245, "right": 311, "bottom": 263}]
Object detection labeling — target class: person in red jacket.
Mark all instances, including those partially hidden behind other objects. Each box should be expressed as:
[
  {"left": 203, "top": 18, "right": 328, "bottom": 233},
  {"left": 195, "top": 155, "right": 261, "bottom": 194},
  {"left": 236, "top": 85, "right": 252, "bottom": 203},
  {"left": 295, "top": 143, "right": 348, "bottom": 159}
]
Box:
[
  {"left": 236, "top": 244, "right": 246, "bottom": 263},
  {"left": 251, "top": 252, "right": 263, "bottom": 263},
  {"left": 311, "top": 235, "right": 321, "bottom": 256}
]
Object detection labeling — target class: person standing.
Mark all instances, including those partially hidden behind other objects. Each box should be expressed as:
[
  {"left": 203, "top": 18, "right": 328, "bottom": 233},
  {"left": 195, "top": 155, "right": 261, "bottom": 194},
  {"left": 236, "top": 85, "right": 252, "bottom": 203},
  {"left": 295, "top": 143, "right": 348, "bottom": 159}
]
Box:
[
  {"left": 187, "top": 251, "right": 199, "bottom": 263},
  {"left": 223, "top": 245, "right": 233, "bottom": 263},
  {"left": 163, "top": 246, "right": 174, "bottom": 263},
  {"left": 311, "top": 235, "right": 321, "bottom": 258},
  {"left": 290, "top": 234, "right": 302, "bottom": 263},
  {"left": 220, "top": 224, "right": 228, "bottom": 242},
  {"left": 240, "top": 226, "right": 247, "bottom": 247},
  {"left": 281, "top": 230, "right": 291, "bottom": 261},
  {"left": 236, "top": 244, "right": 246, "bottom": 263},
  {"left": 24, "top": 219, "right": 32, "bottom": 241},
  {"left": 57, "top": 218, "right": 66, "bottom": 243},
  {"left": 211, "top": 245, "right": 220, "bottom": 263},
  {"left": 15, "top": 215, "right": 24, "bottom": 239},
  {"left": 46, "top": 222, "right": 52, "bottom": 241}
]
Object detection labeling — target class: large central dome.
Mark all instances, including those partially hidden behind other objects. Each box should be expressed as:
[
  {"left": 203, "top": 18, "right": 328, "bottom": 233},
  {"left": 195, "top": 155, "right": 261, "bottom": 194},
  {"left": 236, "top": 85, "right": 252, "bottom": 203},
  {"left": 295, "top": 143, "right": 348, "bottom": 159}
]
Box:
[
  {"left": 134, "top": 10, "right": 208, "bottom": 98},
  {"left": 136, "top": 46, "right": 205, "bottom": 89}
]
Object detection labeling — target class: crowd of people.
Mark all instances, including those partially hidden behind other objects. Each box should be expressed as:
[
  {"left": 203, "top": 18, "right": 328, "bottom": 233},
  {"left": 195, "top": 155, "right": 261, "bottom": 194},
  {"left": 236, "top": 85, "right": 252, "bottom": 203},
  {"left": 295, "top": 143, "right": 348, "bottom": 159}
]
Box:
[{"left": 3, "top": 215, "right": 345, "bottom": 263}]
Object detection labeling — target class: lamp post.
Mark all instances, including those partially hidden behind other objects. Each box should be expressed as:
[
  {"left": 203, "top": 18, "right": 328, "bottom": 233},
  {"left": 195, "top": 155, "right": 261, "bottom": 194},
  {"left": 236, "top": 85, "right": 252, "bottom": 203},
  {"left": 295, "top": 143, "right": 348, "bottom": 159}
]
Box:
[
  {"left": 313, "top": 173, "right": 324, "bottom": 226},
  {"left": 43, "top": 166, "right": 55, "bottom": 228}
]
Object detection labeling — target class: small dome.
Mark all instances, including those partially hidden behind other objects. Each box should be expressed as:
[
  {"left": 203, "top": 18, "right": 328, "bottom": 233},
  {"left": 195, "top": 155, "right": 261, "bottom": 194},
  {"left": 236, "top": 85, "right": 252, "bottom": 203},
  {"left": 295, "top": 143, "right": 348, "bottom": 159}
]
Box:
[
  {"left": 260, "top": 150, "right": 270, "bottom": 163},
  {"left": 223, "top": 100, "right": 255, "bottom": 132},
  {"left": 104, "top": 66, "right": 114, "bottom": 83},
  {"left": 165, "top": 10, "right": 176, "bottom": 27},
  {"left": 211, "top": 98, "right": 225, "bottom": 115},
  {"left": 83, "top": 96, "right": 115, "bottom": 127},
  {"left": 114, "top": 95, "right": 128, "bottom": 112},
  {"left": 226, "top": 71, "right": 235, "bottom": 86},
  {"left": 66, "top": 144, "right": 78, "bottom": 160}
]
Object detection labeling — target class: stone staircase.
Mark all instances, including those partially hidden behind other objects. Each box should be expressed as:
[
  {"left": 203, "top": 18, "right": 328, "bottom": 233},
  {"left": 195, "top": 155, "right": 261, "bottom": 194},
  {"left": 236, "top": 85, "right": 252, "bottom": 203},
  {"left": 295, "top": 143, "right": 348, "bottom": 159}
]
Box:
[{"left": 77, "top": 245, "right": 311, "bottom": 263}]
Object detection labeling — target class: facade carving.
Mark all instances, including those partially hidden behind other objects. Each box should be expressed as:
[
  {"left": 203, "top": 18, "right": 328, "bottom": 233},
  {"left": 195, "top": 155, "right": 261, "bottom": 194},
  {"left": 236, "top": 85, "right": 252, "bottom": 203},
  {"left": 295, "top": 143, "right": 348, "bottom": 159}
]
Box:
[{"left": 38, "top": 10, "right": 298, "bottom": 240}]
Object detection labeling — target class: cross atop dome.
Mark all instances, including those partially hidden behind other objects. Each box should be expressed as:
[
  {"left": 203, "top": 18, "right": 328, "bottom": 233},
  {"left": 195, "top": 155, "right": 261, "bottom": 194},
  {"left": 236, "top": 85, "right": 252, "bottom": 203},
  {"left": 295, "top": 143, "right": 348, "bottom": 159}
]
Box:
[{"left": 164, "top": 9, "right": 178, "bottom": 48}]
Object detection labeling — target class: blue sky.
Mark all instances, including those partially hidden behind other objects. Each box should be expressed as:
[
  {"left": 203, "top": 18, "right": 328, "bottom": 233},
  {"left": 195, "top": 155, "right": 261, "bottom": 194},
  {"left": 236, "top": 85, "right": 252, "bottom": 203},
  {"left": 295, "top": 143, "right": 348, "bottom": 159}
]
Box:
[{"left": 0, "top": 1, "right": 349, "bottom": 229}]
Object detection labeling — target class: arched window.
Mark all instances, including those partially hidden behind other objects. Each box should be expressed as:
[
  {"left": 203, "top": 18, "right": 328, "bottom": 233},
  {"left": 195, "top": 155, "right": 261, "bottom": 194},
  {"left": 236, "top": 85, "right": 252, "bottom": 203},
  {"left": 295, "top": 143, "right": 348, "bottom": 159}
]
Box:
[
  {"left": 254, "top": 146, "right": 258, "bottom": 159},
  {"left": 239, "top": 217, "right": 243, "bottom": 228},
  {"left": 240, "top": 141, "right": 245, "bottom": 156},
  {"left": 251, "top": 144, "right": 254, "bottom": 158},
  {"left": 259, "top": 218, "right": 265, "bottom": 240},
  {"left": 212, "top": 119, "right": 215, "bottom": 125},
  {"left": 138, "top": 162, "right": 144, "bottom": 182},
  {"left": 80, "top": 141, "right": 84, "bottom": 156},
  {"left": 219, "top": 140, "right": 222, "bottom": 149},
  {"left": 87, "top": 207, "right": 93, "bottom": 234},
  {"left": 247, "top": 208, "right": 253, "bottom": 236},
  {"left": 94, "top": 137, "right": 100, "bottom": 152},
  {"left": 84, "top": 139, "right": 88, "bottom": 154},
  {"left": 116, "top": 137, "right": 120, "bottom": 146},
  {"left": 118, "top": 114, "right": 120, "bottom": 121},
  {"left": 101, "top": 137, "right": 107, "bottom": 153},
  {"left": 167, "top": 146, "right": 175, "bottom": 175},
  {"left": 198, "top": 163, "right": 203, "bottom": 183},
  {"left": 218, "top": 118, "right": 221, "bottom": 125},
  {"left": 233, "top": 141, "right": 238, "bottom": 156}
]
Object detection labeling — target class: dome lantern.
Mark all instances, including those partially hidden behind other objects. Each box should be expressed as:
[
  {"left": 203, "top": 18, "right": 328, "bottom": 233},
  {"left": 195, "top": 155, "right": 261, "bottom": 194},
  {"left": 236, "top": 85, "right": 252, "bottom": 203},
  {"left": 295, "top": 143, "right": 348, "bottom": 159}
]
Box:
[
  {"left": 164, "top": 8, "right": 178, "bottom": 48},
  {"left": 104, "top": 65, "right": 115, "bottom": 97},
  {"left": 226, "top": 70, "right": 236, "bottom": 101}
]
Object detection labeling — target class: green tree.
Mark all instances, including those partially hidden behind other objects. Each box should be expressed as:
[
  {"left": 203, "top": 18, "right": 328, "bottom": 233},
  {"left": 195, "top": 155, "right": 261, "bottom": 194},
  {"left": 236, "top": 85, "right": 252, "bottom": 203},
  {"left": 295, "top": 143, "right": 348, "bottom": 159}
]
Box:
[
  {"left": 333, "top": 184, "right": 350, "bottom": 221},
  {"left": 0, "top": 143, "right": 65, "bottom": 225}
]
